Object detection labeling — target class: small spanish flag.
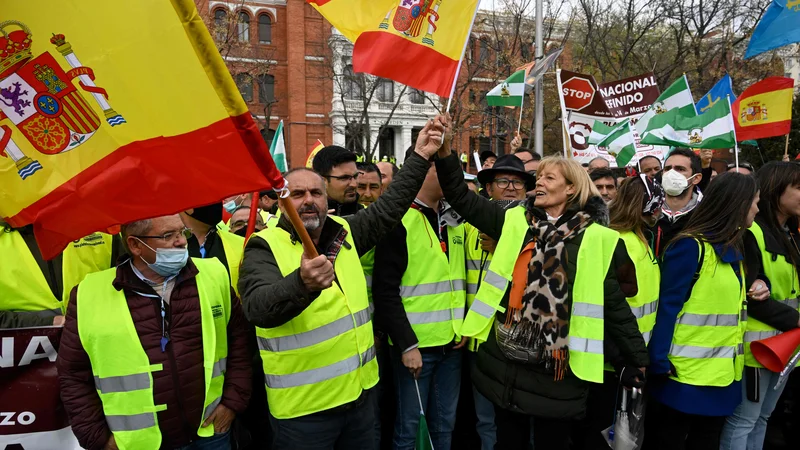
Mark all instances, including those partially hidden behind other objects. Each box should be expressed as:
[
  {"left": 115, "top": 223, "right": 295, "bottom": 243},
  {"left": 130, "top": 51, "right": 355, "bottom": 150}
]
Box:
[
  {"left": 732, "top": 77, "right": 794, "bottom": 141},
  {"left": 309, "top": 0, "right": 480, "bottom": 98},
  {"left": 305, "top": 139, "right": 326, "bottom": 168},
  {"left": 1, "top": 0, "right": 283, "bottom": 259}
]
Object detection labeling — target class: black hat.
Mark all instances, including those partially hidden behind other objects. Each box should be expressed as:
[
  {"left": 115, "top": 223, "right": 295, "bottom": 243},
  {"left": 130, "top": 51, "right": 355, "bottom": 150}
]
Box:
[
  {"left": 477, "top": 154, "right": 537, "bottom": 190},
  {"left": 479, "top": 150, "right": 498, "bottom": 165}
]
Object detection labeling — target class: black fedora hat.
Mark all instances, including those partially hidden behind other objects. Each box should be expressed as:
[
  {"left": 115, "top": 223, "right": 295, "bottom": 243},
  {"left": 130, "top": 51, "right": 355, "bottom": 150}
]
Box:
[{"left": 478, "top": 154, "right": 537, "bottom": 190}]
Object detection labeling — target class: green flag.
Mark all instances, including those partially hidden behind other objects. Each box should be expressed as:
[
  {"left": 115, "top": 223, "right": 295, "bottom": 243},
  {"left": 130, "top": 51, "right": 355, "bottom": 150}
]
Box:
[
  {"left": 416, "top": 413, "right": 433, "bottom": 450},
  {"left": 635, "top": 75, "right": 696, "bottom": 138},
  {"left": 487, "top": 70, "right": 526, "bottom": 107},
  {"left": 598, "top": 120, "right": 637, "bottom": 167},
  {"left": 588, "top": 120, "right": 617, "bottom": 145},
  {"left": 270, "top": 120, "right": 287, "bottom": 173},
  {"left": 641, "top": 99, "right": 735, "bottom": 149}
]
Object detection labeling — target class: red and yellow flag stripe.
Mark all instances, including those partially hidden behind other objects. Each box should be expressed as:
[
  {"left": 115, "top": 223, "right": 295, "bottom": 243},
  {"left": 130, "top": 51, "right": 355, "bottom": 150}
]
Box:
[{"left": 732, "top": 76, "right": 794, "bottom": 141}]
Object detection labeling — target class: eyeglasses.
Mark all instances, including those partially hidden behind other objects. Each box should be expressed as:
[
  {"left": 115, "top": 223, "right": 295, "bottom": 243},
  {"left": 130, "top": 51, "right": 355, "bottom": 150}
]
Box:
[
  {"left": 327, "top": 173, "right": 358, "bottom": 183},
  {"left": 133, "top": 228, "right": 193, "bottom": 242},
  {"left": 494, "top": 178, "right": 526, "bottom": 189}
]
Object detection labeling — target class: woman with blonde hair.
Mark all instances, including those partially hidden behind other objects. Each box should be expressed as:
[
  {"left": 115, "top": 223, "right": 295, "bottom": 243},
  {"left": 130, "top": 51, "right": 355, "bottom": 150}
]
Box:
[{"left": 434, "top": 127, "right": 648, "bottom": 450}]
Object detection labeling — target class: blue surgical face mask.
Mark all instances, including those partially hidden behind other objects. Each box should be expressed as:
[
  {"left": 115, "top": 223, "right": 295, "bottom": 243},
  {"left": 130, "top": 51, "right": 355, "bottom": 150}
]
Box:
[
  {"left": 136, "top": 238, "right": 189, "bottom": 277},
  {"left": 224, "top": 197, "right": 244, "bottom": 214}
]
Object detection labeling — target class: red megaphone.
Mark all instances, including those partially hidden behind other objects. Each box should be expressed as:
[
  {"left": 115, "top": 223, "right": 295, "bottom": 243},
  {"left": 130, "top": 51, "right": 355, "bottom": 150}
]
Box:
[{"left": 751, "top": 328, "right": 800, "bottom": 372}]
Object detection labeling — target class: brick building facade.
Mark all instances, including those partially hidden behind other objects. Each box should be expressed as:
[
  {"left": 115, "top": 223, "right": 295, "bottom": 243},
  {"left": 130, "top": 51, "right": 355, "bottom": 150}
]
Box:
[{"left": 196, "top": 0, "right": 333, "bottom": 168}]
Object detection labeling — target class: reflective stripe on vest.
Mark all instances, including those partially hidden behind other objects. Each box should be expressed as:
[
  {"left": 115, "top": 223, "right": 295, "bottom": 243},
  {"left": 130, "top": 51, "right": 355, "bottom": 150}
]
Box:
[
  {"left": 255, "top": 217, "right": 378, "bottom": 419},
  {"left": 744, "top": 222, "right": 800, "bottom": 367},
  {"left": 568, "top": 224, "right": 619, "bottom": 383},
  {"left": 77, "top": 258, "right": 231, "bottom": 447},
  {"left": 460, "top": 207, "right": 527, "bottom": 348},
  {"left": 668, "top": 239, "right": 747, "bottom": 387},
  {"left": 265, "top": 346, "right": 376, "bottom": 389},
  {"left": 258, "top": 307, "right": 371, "bottom": 352},
  {"left": 619, "top": 232, "right": 660, "bottom": 345},
  {"left": 397, "top": 209, "right": 467, "bottom": 348}
]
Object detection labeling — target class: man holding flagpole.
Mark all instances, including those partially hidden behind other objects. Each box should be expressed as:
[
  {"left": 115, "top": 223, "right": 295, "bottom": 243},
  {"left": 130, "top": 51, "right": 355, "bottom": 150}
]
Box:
[{"left": 238, "top": 118, "right": 446, "bottom": 450}]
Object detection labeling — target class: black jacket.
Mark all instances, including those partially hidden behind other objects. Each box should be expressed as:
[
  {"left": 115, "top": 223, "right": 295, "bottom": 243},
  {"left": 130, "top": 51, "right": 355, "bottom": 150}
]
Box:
[
  {"left": 238, "top": 152, "right": 433, "bottom": 328},
  {"left": 327, "top": 198, "right": 365, "bottom": 217},
  {"left": 435, "top": 152, "right": 648, "bottom": 419}
]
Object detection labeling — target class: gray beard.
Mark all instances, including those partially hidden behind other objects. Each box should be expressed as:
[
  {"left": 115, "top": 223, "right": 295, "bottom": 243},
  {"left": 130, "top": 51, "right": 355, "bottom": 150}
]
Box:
[{"left": 302, "top": 216, "right": 321, "bottom": 231}]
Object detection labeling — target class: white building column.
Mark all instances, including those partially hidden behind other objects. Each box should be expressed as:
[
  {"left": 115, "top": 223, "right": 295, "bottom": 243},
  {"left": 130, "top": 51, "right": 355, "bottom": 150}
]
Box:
[
  {"left": 332, "top": 118, "right": 346, "bottom": 147},
  {"left": 398, "top": 126, "right": 413, "bottom": 165}
]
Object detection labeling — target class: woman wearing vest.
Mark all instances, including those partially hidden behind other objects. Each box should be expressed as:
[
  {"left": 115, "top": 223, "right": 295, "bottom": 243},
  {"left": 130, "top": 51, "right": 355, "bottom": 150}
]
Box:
[
  {"left": 645, "top": 172, "right": 762, "bottom": 450},
  {"left": 720, "top": 162, "right": 800, "bottom": 450},
  {"left": 581, "top": 175, "right": 665, "bottom": 448},
  {"left": 433, "top": 132, "right": 648, "bottom": 450}
]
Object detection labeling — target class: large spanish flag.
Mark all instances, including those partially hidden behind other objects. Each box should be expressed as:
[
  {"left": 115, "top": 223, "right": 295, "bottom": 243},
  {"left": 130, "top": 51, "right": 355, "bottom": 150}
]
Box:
[
  {"left": 732, "top": 77, "right": 795, "bottom": 141},
  {"left": 309, "top": 0, "right": 480, "bottom": 98},
  {"left": 1, "top": 1, "right": 282, "bottom": 259}
]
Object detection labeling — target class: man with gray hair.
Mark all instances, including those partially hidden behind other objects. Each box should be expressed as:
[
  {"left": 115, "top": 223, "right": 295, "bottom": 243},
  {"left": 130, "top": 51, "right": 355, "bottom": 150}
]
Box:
[
  {"left": 238, "top": 117, "right": 446, "bottom": 449},
  {"left": 57, "top": 214, "right": 252, "bottom": 450}
]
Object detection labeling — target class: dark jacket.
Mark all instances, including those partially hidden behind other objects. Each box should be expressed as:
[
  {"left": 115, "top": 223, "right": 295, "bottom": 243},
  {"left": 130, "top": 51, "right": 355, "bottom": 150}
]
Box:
[
  {"left": 651, "top": 191, "right": 701, "bottom": 257},
  {"left": 435, "top": 152, "right": 648, "bottom": 419},
  {"left": 239, "top": 151, "right": 433, "bottom": 329},
  {"left": 327, "top": 197, "right": 365, "bottom": 217},
  {"left": 57, "top": 259, "right": 252, "bottom": 450}
]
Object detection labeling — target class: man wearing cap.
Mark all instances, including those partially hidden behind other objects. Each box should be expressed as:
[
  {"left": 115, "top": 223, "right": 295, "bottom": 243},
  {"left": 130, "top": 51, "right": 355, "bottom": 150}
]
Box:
[{"left": 462, "top": 154, "right": 535, "bottom": 450}]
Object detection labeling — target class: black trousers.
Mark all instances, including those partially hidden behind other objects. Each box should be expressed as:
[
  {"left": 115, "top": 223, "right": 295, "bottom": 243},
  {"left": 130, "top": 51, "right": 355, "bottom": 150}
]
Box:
[
  {"left": 642, "top": 398, "right": 726, "bottom": 450},
  {"left": 494, "top": 406, "right": 584, "bottom": 450}
]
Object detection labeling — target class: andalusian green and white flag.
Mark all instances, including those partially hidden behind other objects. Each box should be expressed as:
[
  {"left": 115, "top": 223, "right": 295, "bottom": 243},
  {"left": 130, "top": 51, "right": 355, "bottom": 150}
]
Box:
[
  {"left": 598, "top": 120, "right": 637, "bottom": 167},
  {"left": 641, "top": 99, "right": 735, "bottom": 149},
  {"left": 588, "top": 120, "right": 618, "bottom": 145},
  {"left": 270, "top": 120, "right": 287, "bottom": 173},
  {"left": 635, "top": 75, "right": 696, "bottom": 138},
  {"left": 487, "top": 69, "right": 526, "bottom": 107}
]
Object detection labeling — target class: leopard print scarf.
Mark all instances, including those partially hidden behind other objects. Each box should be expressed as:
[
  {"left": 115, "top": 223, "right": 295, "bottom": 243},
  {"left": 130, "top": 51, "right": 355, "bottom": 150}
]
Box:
[{"left": 499, "top": 210, "right": 593, "bottom": 380}]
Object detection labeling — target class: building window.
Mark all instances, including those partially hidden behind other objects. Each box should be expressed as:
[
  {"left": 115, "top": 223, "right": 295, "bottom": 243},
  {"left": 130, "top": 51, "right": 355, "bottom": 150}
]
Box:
[
  {"left": 379, "top": 127, "right": 395, "bottom": 159},
  {"left": 479, "top": 38, "right": 490, "bottom": 64},
  {"left": 257, "top": 74, "right": 275, "bottom": 103},
  {"left": 214, "top": 9, "right": 227, "bottom": 41},
  {"left": 343, "top": 65, "right": 364, "bottom": 100},
  {"left": 479, "top": 135, "right": 491, "bottom": 153},
  {"left": 376, "top": 78, "right": 394, "bottom": 102},
  {"left": 409, "top": 89, "right": 425, "bottom": 104},
  {"left": 258, "top": 14, "right": 272, "bottom": 43},
  {"left": 237, "top": 12, "right": 250, "bottom": 42},
  {"left": 235, "top": 73, "right": 253, "bottom": 103}
]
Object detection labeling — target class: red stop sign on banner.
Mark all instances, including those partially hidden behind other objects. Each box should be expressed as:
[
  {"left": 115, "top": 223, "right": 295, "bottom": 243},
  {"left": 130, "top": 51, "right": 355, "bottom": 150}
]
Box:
[{"left": 561, "top": 77, "right": 595, "bottom": 111}]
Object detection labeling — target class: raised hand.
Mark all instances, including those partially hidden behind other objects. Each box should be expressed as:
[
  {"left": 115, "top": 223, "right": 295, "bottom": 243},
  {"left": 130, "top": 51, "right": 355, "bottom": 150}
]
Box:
[{"left": 414, "top": 118, "right": 445, "bottom": 160}]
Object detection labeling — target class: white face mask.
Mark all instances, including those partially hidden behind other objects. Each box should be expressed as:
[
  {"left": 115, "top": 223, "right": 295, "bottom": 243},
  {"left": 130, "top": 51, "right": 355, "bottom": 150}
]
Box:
[{"left": 662, "top": 169, "right": 696, "bottom": 197}]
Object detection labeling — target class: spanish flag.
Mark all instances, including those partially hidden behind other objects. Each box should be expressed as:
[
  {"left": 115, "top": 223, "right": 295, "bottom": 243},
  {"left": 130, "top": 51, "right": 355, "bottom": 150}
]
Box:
[
  {"left": 309, "top": 0, "right": 480, "bottom": 98},
  {"left": 1, "top": 1, "right": 283, "bottom": 259},
  {"left": 732, "top": 77, "right": 795, "bottom": 141}
]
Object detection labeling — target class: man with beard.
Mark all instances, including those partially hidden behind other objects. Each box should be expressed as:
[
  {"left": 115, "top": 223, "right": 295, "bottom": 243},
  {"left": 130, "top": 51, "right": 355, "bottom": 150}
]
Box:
[
  {"left": 238, "top": 118, "right": 446, "bottom": 449},
  {"left": 313, "top": 145, "right": 364, "bottom": 216}
]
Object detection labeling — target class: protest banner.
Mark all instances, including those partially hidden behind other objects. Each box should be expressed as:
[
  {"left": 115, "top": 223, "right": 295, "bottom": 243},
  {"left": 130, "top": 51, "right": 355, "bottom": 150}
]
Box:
[
  {"left": 558, "top": 71, "right": 664, "bottom": 166},
  {"left": 0, "top": 326, "right": 81, "bottom": 450}
]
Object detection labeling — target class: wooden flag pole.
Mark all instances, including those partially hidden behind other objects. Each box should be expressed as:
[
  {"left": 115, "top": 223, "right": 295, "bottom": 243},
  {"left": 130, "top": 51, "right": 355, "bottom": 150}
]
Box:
[
  {"left": 279, "top": 195, "right": 319, "bottom": 258},
  {"left": 785, "top": 134, "right": 790, "bottom": 159},
  {"left": 517, "top": 93, "right": 525, "bottom": 134},
  {"left": 244, "top": 192, "right": 260, "bottom": 242}
]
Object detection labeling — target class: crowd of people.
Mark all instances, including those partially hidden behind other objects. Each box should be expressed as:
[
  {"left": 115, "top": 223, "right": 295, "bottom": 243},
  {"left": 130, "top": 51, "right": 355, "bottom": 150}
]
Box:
[{"left": 3, "top": 114, "right": 800, "bottom": 450}]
